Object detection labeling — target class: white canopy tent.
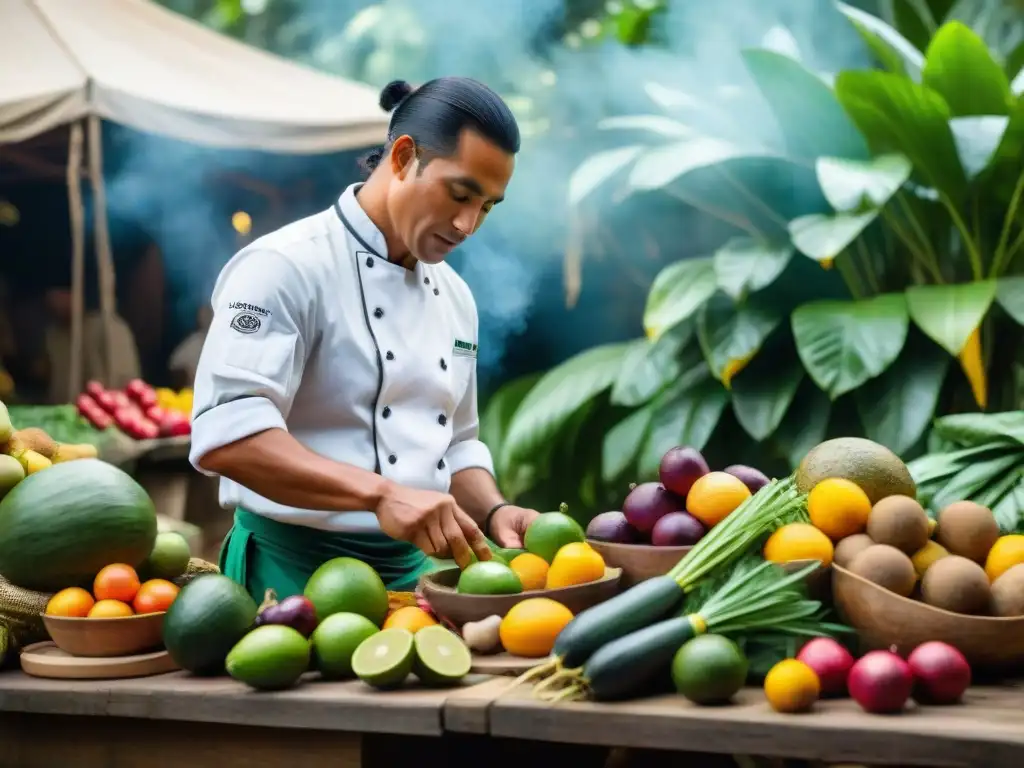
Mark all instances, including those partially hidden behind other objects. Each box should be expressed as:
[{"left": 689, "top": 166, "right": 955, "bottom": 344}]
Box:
[{"left": 0, "top": 0, "right": 388, "bottom": 398}]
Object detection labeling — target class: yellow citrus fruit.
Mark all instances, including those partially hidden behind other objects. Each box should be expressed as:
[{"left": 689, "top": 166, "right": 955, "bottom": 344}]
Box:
[
  {"left": 911, "top": 540, "right": 950, "bottom": 579},
  {"left": 763, "top": 523, "right": 834, "bottom": 567},
  {"left": 545, "top": 542, "right": 605, "bottom": 589},
  {"left": 686, "top": 472, "right": 752, "bottom": 528},
  {"left": 808, "top": 478, "right": 871, "bottom": 541},
  {"left": 499, "top": 598, "right": 574, "bottom": 657},
  {"left": 509, "top": 553, "right": 550, "bottom": 591},
  {"left": 87, "top": 599, "right": 134, "bottom": 618},
  {"left": 764, "top": 658, "right": 820, "bottom": 713},
  {"left": 985, "top": 534, "right": 1024, "bottom": 582},
  {"left": 382, "top": 606, "right": 437, "bottom": 633},
  {"left": 45, "top": 587, "right": 95, "bottom": 617}
]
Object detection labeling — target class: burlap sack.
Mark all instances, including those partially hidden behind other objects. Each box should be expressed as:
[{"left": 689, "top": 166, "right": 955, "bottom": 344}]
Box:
[{"left": 0, "top": 557, "right": 220, "bottom": 666}]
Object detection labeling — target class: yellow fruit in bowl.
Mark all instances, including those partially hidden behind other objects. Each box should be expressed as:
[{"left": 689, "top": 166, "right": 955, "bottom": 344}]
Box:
[
  {"left": 545, "top": 542, "right": 605, "bottom": 589},
  {"left": 763, "top": 523, "right": 834, "bottom": 567},
  {"left": 45, "top": 587, "right": 95, "bottom": 617},
  {"left": 509, "top": 552, "right": 549, "bottom": 591},
  {"left": 808, "top": 478, "right": 871, "bottom": 541},
  {"left": 985, "top": 535, "right": 1024, "bottom": 582},
  {"left": 499, "top": 597, "right": 573, "bottom": 657}
]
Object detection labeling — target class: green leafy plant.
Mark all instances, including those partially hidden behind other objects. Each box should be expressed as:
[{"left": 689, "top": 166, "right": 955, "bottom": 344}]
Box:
[{"left": 489, "top": 3, "right": 1024, "bottom": 512}]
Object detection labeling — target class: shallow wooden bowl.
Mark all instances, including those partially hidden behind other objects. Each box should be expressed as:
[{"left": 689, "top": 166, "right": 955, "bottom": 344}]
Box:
[
  {"left": 42, "top": 612, "right": 167, "bottom": 658},
  {"left": 781, "top": 559, "right": 832, "bottom": 603},
  {"left": 832, "top": 564, "right": 1024, "bottom": 669},
  {"left": 420, "top": 567, "right": 622, "bottom": 627},
  {"left": 586, "top": 540, "right": 690, "bottom": 588}
]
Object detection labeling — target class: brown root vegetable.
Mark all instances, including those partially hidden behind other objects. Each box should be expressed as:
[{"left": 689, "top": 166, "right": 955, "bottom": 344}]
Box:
[
  {"left": 850, "top": 544, "right": 916, "bottom": 597},
  {"left": 867, "top": 496, "right": 929, "bottom": 555},
  {"left": 921, "top": 555, "right": 991, "bottom": 615},
  {"left": 936, "top": 501, "right": 999, "bottom": 564},
  {"left": 11, "top": 428, "right": 57, "bottom": 459}
]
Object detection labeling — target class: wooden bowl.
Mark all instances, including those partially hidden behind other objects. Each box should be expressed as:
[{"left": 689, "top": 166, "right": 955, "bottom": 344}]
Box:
[
  {"left": 420, "top": 567, "right": 622, "bottom": 627},
  {"left": 586, "top": 540, "right": 690, "bottom": 588},
  {"left": 781, "top": 559, "right": 832, "bottom": 603},
  {"left": 832, "top": 564, "right": 1024, "bottom": 669},
  {"left": 42, "top": 612, "right": 167, "bottom": 658}
]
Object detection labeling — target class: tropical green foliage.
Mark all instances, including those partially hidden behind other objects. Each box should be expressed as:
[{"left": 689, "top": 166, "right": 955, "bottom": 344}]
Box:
[{"left": 490, "top": 2, "right": 1024, "bottom": 513}]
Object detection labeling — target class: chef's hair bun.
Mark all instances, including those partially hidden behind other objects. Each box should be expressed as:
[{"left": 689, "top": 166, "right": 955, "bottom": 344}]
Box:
[{"left": 379, "top": 80, "right": 414, "bottom": 112}]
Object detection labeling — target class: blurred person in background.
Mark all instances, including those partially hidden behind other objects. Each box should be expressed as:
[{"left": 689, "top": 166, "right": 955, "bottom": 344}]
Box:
[
  {"left": 168, "top": 304, "right": 213, "bottom": 388},
  {"left": 44, "top": 285, "right": 142, "bottom": 403}
]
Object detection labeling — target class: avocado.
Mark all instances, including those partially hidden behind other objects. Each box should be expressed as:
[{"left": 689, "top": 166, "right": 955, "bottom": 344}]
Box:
[{"left": 796, "top": 437, "right": 916, "bottom": 505}]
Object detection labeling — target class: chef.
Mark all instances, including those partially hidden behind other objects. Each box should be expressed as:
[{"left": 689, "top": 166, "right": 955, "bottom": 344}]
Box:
[{"left": 189, "top": 77, "right": 540, "bottom": 600}]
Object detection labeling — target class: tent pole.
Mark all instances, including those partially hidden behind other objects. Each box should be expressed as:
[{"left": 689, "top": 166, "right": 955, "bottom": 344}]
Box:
[
  {"left": 86, "top": 116, "right": 117, "bottom": 387},
  {"left": 66, "top": 121, "right": 85, "bottom": 402}
]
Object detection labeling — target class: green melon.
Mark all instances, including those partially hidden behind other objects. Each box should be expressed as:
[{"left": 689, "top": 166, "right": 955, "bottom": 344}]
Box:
[{"left": 0, "top": 459, "right": 157, "bottom": 591}]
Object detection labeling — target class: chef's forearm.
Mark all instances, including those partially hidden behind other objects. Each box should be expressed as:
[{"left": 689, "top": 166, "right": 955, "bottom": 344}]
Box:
[
  {"left": 449, "top": 467, "right": 505, "bottom": 525},
  {"left": 198, "top": 428, "right": 391, "bottom": 512}
]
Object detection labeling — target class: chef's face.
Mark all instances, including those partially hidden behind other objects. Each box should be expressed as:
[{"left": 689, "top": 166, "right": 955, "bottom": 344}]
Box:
[{"left": 387, "top": 129, "right": 514, "bottom": 264}]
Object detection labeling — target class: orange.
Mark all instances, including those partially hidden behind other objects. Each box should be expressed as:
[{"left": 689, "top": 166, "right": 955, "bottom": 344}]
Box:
[
  {"left": 686, "top": 472, "right": 752, "bottom": 528},
  {"left": 133, "top": 579, "right": 180, "bottom": 614},
  {"left": 382, "top": 606, "right": 438, "bottom": 633},
  {"left": 764, "top": 658, "right": 820, "bottom": 713},
  {"left": 45, "top": 587, "right": 95, "bottom": 618},
  {"left": 499, "top": 597, "right": 574, "bottom": 657},
  {"left": 93, "top": 564, "right": 141, "bottom": 603},
  {"left": 763, "top": 523, "right": 834, "bottom": 567},
  {"left": 808, "top": 478, "right": 871, "bottom": 541},
  {"left": 545, "top": 542, "right": 605, "bottom": 589},
  {"left": 88, "top": 599, "right": 134, "bottom": 618},
  {"left": 985, "top": 535, "right": 1024, "bottom": 582},
  {"left": 509, "top": 553, "right": 550, "bottom": 591}
]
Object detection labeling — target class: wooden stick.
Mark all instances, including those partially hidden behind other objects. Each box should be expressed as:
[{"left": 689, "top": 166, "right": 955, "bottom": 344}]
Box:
[
  {"left": 66, "top": 121, "right": 85, "bottom": 402},
  {"left": 87, "top": 115, "right": 117, "bottom": 386}
]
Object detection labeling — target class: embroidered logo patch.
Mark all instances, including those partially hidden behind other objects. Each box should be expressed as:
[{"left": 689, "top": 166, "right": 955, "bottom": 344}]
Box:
[
  {"left": 453, "top": 339, "right": 477, "bottom": 359},
  {"left": 230, "top": 311, "right": 262, "bottom": 334}
]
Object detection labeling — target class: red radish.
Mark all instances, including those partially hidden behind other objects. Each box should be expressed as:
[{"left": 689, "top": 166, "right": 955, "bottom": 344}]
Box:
[
  {"left": 135, "top": 418, "right": 160, "bottom": 440},
  {"left": 85, "top": 380, "right": 106, "bottom": 398},
  {"left": 125, "top": 379, "right": 147, "bottom": 401},
  {"left": 907, "top": 642, "right": 971, "bottom": 705},
  {"left": 796, "top": 637, "right": 855, "bottom": 696},
  {"left": 146, "top": 405, "right": 167, "bottom": 424},
  {"left": 95, "top": 390, "right": 118, "bottom": 413},
  {"left": 160, "top": 411, "right": 192, "bottom": 437},
  {"left": 110, "top": 391, "right": 131, "bottom": 410},
  {"left": 848, "top": 649, "right": 913, "bottom": 714},
  {"left": 659, "top": 446, "right": 709, "bottom": 497},
  {"left": 622, "top": 482, "right": 683, "bottom": 534}
]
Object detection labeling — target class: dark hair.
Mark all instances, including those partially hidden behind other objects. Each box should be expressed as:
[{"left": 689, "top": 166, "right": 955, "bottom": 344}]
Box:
[{"left": 359, "top": 77, "right": 520, "bottom": 177}]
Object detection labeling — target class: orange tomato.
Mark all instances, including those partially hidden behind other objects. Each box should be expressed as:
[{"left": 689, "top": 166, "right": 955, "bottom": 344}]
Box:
[
  {"left": 133, "top": 579, "right": 180, "bottom": 614},
  {"left": 45, "top": 587, "right": 95, "bottom": 617},
  {"left": 93, "top": 564, "right": 141, "bottom": 603},
  {"left": 88, "top": 599, "right": 134, "bottom": 618}
]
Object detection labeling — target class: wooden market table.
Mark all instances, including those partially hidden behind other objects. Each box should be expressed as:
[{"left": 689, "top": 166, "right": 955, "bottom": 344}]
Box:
[{"left": 2, "top": 671, "right": 1024, "bottom": 768}]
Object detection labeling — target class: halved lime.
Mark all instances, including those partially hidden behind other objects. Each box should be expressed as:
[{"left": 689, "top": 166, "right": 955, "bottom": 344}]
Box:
[
  {"left": 413, "top": 625, "right": 472, "bottom": 686},
  {"left": 352, "top": 628, "right": 415, "bottom": 689}
]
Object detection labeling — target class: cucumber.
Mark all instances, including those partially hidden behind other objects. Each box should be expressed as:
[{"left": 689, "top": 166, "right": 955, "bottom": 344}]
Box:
[
  {"left": 553, "top": 575, "right": 684, "bottom": 667},
  {"left": 581, "top": 616, "right": 701, "bottom": 701}
]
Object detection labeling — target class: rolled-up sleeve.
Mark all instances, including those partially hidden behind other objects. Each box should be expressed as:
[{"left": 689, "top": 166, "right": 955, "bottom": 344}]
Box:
[
  {"left": 445, "top": 313, "right": 495, "bottom": 478},
  {"left": 189, "top": 249, "right": 314, "bottom": 476}
]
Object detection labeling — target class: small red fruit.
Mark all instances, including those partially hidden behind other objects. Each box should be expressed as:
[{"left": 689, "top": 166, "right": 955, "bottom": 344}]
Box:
[
  {"left": 796, "top": 637, "right": 855, "bottom": 696},
  {"left": 907, "top": 641, "right": 971, "bottom": 705}
]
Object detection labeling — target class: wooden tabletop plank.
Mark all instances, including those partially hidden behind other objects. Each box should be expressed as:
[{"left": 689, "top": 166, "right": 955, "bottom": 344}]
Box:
[
  {"left": 0, "top": 670, "right": 495, "bottom": 736},
  {"left": 488, "top": 683, "right": 1024, "bottom": 767},
  {"left": 443, "top": 676, "right": 516, "bottom": 734}
]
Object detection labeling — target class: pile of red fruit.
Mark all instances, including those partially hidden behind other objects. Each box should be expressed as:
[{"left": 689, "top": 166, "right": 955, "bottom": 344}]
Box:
[
  {"left": 76, "top": 379, "right": 191, "bottom": 441},
  {"left": 796, "top": 636, "right": 972, "bottom": 713}
]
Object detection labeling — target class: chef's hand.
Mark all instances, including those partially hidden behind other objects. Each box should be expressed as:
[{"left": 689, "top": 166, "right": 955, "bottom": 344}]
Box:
[
  {"left": 375, "top": 483, "right": 491, "bottom": 568},
  {"left": 489, "top": 505, "right": 540, "bottom": 549}
]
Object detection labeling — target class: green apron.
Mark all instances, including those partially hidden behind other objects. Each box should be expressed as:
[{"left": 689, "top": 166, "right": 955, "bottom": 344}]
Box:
[{"left": 219, "top": 508, "right": 436, "bottom": 602}]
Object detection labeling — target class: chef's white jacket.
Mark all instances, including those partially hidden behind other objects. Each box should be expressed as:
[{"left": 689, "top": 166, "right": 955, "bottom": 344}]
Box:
[{"left": 189, "top": 183, "right": 495, "bottom": 533}]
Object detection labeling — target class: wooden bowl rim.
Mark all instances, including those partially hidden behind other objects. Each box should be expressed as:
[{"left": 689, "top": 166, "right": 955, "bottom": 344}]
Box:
[
  {"left": 834, "top": 563, "right": 1024, "bottom": 625},
  {"left": 422, "top": 566, "right": 622, "bottom": 598},
  {"left": 585, "top": 539, "right": 692, "bottom": 553},
  {"left": 41, "top": 611, "right": 167, "bottom": 624}
]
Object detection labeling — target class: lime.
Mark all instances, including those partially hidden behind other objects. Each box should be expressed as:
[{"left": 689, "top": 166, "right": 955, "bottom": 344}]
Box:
[
  {"left": 671, "top": 634, "right": 748, "bottom": 705},
  {"left": 456, "top": 561, "right": 522, "bottom": 595},
  {"left": 304, "top": 557, "right": 389, "bottom": 626},
  {"left": 225, "top": 625, "right": 310, "bottom": 691},
  {"left": 311, "top": 612, "right": 379, "bottom": 680},
  {"left": 466, "top": 551, "right": 507, "bottom": 567},
  {"left": 139, "top": 531, "right": 192, "bottom": 580},
  {"left": 524, "top": 512, "right": 585, "bottom": 563},
  {"left": 413, "top": 625, "right": 472, "bottom": 685},
  {"left": 352, "top": 628, "right": 416, "bottom": 689}
]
